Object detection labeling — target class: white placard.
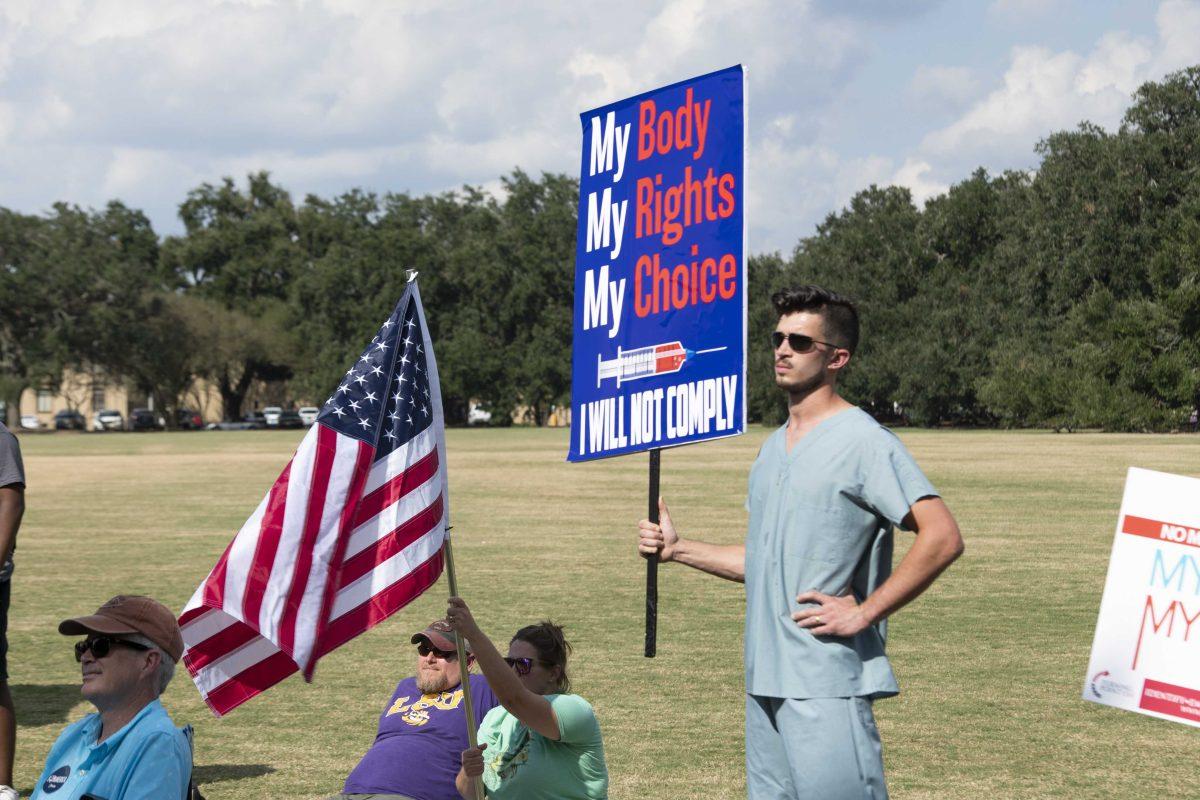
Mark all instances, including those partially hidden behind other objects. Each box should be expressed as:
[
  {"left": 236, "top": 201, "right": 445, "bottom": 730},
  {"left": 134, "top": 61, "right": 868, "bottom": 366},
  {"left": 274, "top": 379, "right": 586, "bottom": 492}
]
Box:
[{"left": 1084, "top": 467, "right": 1200, "bottom": 727}]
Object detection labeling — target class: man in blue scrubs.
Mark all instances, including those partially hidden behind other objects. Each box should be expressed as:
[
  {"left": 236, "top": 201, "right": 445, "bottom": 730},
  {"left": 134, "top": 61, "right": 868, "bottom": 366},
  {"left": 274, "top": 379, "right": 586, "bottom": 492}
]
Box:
[
  {"left": 31, "top": 595, "right": 191, "bottom": 800},
  {"left": 638, "top": 285, "right": 964, "bottom": 799}
]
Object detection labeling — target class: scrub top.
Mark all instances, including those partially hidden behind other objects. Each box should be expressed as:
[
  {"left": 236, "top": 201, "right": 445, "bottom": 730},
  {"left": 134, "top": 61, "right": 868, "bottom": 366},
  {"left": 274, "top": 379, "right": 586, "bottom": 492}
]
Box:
[{"left": 744, "top": 408, "right": 938, "bottom": 699}]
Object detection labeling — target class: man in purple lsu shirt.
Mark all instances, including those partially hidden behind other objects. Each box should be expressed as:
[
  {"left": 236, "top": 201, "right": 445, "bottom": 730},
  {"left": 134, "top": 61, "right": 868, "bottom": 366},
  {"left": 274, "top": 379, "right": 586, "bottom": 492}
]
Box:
[{"left": 329, "top": 620, "right": 499, "bottom": 800}]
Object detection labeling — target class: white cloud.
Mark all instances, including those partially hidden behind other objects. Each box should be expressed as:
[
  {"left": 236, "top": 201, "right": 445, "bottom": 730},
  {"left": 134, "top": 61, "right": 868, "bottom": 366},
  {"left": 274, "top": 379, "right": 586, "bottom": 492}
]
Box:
[
  {"left": 890, "top": 158, "right": 948, "bottom": 205},
  {"left": 746, "top": 137, "right": 839, "bottom": 252},
  {"left": 918, "top": 1, "right": 1200, "bottom": 177},
  {"left": 795, "top": 0, "right": 1198, "bottom": 245},
  {"left": 1152, "top": 0, "right": 1200, "bottom": 76},
  {"left": 0, "top": 0, "right": 897, "bottom": 252},
  {"left": 920, "top": 45, "right": 1104, "bottom": 161},
  {"left": 816, "top": 0, "right": 943, "bottom": 22},
  {"left": 987, "top": 0, "right": 1070, "bottom": 22},
  {"left": 1075, "top": 32, "right": 1154, "bottom": 94},
  {"left": 908, "top": 65, "right": 981, "bottom": 114},
  {"left": 4, "top": 0, "right": 1192, "bottom": 256},
  {"left": 745, "top": 127, "right": 918, "bottom": 254}
]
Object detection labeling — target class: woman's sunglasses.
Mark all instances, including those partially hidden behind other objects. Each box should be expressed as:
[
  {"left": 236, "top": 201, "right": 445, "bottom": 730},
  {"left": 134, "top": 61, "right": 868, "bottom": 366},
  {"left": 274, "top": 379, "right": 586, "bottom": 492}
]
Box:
[
  {"left": 504, "top": 657, "right": 551, "bottom": 676},
  {"left": 416, "top": 642, "right": 457, "bottom": 660},
  {"left": 771, "top": 331, "right": 841, "bottom": 353},
  {"left": 74, "top": 636, "right": 150, "bottom": 662}
]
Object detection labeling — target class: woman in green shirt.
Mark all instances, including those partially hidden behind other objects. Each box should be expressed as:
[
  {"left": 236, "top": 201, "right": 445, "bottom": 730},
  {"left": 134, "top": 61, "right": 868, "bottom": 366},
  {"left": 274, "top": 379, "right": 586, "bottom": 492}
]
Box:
[{"left": 447, "top": 597, "right": 608, "bottom": 800}]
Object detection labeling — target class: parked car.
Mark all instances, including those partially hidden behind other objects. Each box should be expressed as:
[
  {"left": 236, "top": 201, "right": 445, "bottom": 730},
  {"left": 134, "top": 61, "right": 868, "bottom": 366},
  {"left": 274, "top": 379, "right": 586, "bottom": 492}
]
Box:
[
  {"left": 19, "top": 414, "right": 41, "bottom": 430},
  {"left": 212, "top": 411, "right": 268, "bottom": 431},
  {"left": 242, "top": 411, "right": 267, "bottom": 429},
  {"left": 298, "top": 406, "right": 320, "bottom": 426},
  {"left": 468, "top": 404, "right": 492, "bottom": 425},
  {"left": 92, "top": 409, "right": 124, "bottom": 431},
  {"left": 176, "top": 408, "right": 204, "bottom": 430},
  {"left": 277, "top": 409, "right": 303, "bottom": 429},
  {"left": 129, "top": 408, "right": 164, "bottom": 431},
  {"left": 54, "top": 410, "right": 86, "bottom": 430},
  {"left": 262, "top": 406, "right": 283, "bottom": 426}
]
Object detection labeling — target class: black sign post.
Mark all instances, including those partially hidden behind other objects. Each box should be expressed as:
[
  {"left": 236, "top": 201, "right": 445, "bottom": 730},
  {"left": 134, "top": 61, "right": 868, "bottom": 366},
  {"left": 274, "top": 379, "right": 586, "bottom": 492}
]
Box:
[{"left": 644, "top": 448, "right": 661, "bottom": 657}]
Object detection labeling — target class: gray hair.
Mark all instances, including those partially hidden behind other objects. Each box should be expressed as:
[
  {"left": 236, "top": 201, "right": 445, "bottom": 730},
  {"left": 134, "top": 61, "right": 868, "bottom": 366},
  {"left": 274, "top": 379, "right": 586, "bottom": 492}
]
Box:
[{"left": 125, "top": 633, "right": 175, "bottom": 695}]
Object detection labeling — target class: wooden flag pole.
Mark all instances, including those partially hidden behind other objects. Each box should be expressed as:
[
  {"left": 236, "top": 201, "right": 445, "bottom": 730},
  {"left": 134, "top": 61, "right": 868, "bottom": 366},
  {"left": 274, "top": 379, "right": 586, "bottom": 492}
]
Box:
[
  {"left": 644, "top": 448, "right": 661, "bottom": 658},
  {"left": 443, "top": 532, "right": 485, "bottom": 800}
]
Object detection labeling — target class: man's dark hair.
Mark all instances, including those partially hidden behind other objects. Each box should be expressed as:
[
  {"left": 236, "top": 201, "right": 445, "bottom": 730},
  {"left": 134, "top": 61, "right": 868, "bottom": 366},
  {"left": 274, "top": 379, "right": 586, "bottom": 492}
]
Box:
[
  {"left": 770, "top": 285, "right": 859, "bottom": 353},
  {"left": 512, "top": 621, "right": 572, "bottom": 693}
]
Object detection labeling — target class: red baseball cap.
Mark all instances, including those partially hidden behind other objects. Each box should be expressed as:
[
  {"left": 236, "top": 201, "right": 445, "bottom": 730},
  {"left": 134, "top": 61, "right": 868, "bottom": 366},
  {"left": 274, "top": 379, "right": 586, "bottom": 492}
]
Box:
[{"left": 411, "top": 620, "right": 470, "bottom": 654}]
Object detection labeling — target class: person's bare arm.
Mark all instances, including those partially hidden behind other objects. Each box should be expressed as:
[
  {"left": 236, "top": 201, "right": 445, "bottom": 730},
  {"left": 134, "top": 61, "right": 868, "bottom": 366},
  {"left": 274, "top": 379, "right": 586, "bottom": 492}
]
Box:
[
  {"left": 446, "top": 597, "right": 560, "bottom": 740},
  {"left": 456, "top": 748, "right": 486, "bottom": 800},
  {"left": 792, "top": 496, "right": 964, "bottom": 636},
  {"left": 0, "top": 485, "right": 24, "bottom": 567},
  {"left": 637, "top": 498, "right": 745, "bottom": 582}
]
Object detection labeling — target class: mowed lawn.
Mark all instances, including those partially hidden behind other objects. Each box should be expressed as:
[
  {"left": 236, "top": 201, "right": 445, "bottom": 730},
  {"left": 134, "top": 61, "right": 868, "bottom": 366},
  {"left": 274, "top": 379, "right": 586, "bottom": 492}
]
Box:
[{"left": 8, "top": 427, "right": 1200, "bottom": 799}]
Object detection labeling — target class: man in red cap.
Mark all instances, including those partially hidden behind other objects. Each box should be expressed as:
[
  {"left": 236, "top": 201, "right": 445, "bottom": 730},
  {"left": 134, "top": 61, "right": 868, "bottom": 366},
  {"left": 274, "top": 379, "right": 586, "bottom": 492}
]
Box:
[
  {"left": 30, "top": 595, "right": 191, "bottom": 800},
  {"left": 330, "top": 620, "right": 499, "bottom": 800}
]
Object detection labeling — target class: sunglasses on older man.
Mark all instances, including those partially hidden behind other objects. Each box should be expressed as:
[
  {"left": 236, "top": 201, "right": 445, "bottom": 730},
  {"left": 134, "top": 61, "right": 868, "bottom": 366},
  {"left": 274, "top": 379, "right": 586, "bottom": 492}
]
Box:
[
  {"left": 771, "top": 331, "right": 841, "bottom": 353},
  {"left": 416, "top": 642, "right": 458, "bottom": 660},
  {"left": 74, "top": 636, "right": 150, "bottom": 662}
]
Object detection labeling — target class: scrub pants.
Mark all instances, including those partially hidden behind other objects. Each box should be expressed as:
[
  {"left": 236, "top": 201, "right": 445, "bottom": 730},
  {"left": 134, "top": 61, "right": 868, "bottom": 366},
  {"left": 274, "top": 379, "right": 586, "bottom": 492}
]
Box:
[{"left": 746, "top": 694, "right": 888, "bottom": 800}]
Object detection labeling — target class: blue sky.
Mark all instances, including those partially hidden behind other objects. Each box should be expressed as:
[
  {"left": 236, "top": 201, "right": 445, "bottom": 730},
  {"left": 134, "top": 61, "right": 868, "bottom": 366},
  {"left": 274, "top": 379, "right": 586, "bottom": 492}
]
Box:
[{"left": 0, "top": 0, "right": 1194, "bottom": 254}]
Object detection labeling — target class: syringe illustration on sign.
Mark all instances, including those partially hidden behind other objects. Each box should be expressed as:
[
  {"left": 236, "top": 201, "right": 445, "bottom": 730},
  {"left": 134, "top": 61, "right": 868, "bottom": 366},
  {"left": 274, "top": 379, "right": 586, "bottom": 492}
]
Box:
[{"left": 596, "top": 341, "right": 728, "bottom": 388}]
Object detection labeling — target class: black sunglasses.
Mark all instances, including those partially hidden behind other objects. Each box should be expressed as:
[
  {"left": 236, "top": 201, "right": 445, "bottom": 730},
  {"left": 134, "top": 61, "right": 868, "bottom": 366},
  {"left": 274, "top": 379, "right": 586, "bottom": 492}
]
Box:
[
  {"left": 416, "top": 642, "right": 457, "bottom": 660},
  {"left": 771, "top": 331, "right": 842, "bottom": 353},
  {"left": 74, "top": 636, "right": 150, "bottom": 662},
  {"left": 503, "top": 657, "right": 535, "bottom": 675},
  {"left": 503, "top": 656, "right": 552, "bottom": 676}
]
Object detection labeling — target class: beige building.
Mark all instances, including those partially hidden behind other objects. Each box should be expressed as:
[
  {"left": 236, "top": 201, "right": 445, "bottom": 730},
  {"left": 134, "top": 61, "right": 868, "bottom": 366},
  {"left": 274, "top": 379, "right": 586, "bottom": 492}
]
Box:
[
  {"left": 15, "top": 369, "right": 227, "bottom": 429},
  {"left": 10, "top": 370, "right": 570, "bottom": 430}
]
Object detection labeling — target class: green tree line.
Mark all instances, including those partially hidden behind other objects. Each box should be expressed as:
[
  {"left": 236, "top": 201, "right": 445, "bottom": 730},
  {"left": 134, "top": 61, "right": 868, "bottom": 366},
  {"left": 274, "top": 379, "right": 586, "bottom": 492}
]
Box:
[
  {"left": 0, "top": 171, "right": 577, "bottom": 427},
  {"left": 2, "top": 66, "right": 1197, "bottom": 430}
]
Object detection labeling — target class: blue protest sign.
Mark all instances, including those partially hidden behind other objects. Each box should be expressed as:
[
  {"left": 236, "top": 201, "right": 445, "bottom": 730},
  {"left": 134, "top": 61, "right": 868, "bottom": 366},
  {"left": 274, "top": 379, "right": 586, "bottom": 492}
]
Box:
[{"left": 568, "top": 65, "right": 746, "bottom": 462}]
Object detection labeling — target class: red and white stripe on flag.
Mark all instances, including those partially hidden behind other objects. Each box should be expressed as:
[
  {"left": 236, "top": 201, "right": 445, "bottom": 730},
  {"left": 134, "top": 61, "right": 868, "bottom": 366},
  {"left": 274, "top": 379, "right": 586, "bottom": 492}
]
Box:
[{"left": 179, "top": 284, "right": 449, "bottom": 716}]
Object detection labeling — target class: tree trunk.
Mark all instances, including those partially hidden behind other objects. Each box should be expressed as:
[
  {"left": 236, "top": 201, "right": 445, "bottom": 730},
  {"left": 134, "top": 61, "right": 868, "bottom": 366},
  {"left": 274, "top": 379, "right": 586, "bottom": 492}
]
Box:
[
  {"left": 0, "top": 378, "right": 26, "bottom": 429},
  {"left": 218, "top": 366, "right": 256, "bottom": 421}
]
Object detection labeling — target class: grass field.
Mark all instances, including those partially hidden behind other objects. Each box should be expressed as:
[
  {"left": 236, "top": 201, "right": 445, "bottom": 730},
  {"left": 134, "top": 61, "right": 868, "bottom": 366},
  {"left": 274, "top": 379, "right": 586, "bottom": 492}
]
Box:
[{"left": 8, "top": 427, "right": 1200, "bottom": 798}]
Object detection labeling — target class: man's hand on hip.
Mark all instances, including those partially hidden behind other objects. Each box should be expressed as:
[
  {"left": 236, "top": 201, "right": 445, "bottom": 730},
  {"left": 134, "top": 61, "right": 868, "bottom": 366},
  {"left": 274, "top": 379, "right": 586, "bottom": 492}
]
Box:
[{"left": 792, "top": 591, "right": 870, "bottom": 637}]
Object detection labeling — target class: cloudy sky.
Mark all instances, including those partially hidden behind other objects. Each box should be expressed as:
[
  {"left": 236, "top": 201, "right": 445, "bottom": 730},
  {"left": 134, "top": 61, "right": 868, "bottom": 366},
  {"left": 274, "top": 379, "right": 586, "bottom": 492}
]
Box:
[{"left": 1, "top": 0, "right": 1197, "bottom": 254}]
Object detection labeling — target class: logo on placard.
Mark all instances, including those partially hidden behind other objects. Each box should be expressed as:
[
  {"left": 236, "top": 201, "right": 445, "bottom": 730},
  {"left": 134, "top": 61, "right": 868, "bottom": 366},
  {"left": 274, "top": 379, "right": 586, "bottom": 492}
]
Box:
[
  {"left": 1090, "top": 669, "right": 1135, "bottom": 699},
  {"left": 42, "top": 765, "right": 70, "bottom": 793}
]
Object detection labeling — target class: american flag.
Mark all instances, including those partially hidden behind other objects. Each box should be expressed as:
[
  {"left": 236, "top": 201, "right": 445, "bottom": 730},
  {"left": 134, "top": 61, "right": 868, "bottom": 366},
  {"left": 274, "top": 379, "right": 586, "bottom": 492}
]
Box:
[{"left": 179, "top": 279, "right": 449, "bottom": 716}]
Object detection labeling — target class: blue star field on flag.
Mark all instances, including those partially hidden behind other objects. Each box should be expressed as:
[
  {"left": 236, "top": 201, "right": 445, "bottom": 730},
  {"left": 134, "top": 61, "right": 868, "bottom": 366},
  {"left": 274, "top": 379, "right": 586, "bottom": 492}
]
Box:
[{"left": 316, "top": 294, "right": 434, "bottom": 460}]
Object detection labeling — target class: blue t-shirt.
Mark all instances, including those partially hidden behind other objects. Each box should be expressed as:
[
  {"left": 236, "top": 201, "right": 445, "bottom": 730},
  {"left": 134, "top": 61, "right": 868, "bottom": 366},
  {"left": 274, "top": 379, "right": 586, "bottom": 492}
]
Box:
[
  {"left": 343, "top": 672, "right": 499, "bottom": 799},
  {"left": 744, "top": 408, "right": 938, "bottom": 699},
  {"left": 30, "top": 698, "right": 190, "bottom": 800}
]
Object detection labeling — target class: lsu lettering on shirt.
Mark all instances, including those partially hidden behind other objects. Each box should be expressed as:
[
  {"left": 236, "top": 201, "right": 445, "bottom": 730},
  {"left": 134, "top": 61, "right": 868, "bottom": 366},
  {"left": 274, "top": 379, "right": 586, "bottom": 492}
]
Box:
[{"left": 343, "top": 673, "right": 499, "bottom": 800}]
